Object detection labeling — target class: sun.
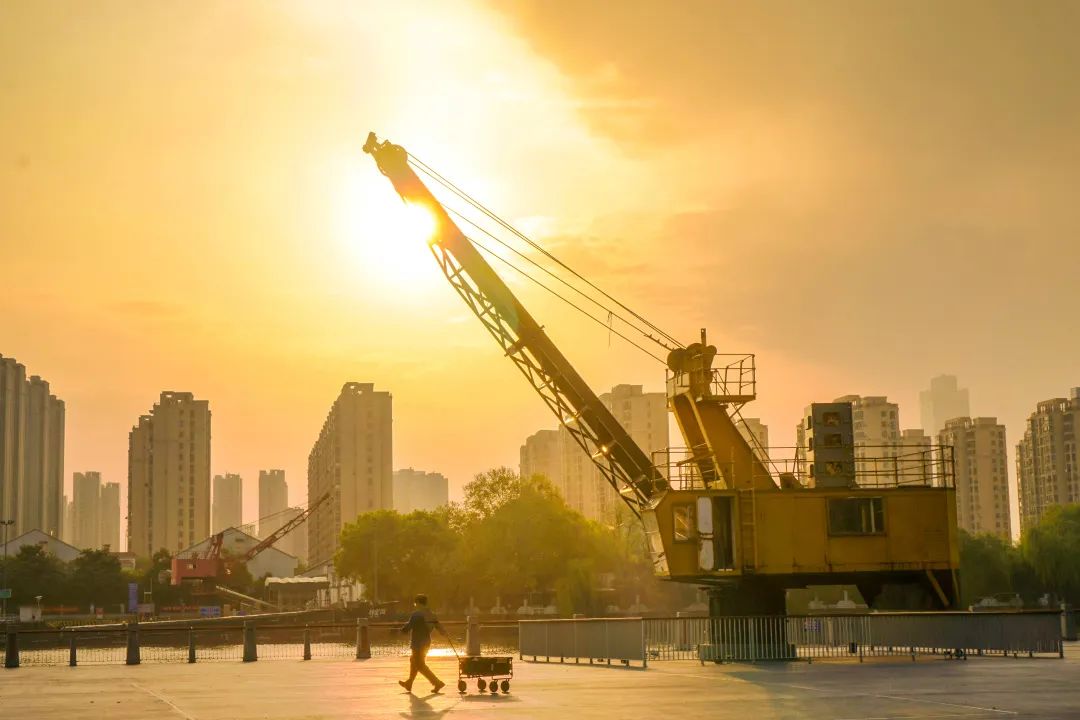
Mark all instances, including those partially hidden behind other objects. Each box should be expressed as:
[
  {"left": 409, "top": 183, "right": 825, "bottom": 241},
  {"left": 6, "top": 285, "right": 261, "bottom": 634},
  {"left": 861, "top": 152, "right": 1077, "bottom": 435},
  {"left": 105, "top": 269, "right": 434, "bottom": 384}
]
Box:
[{"left": 338, "top": 165, "right": 441, "bottom": 289}]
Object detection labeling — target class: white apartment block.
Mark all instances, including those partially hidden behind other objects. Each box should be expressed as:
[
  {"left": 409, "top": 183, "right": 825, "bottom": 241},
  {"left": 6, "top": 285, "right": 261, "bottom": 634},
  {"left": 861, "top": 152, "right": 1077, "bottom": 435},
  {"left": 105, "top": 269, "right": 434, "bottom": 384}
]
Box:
[
  {"left": 920, "top": 375, "right": 971, "bottom": 437},
  {"left": 212, "top": 473, "right": 243, "bottom": 533},
  {"left": 519, "top": 384, "right": 667, "bottom": 524},
  {"left": 258, "top": 469, "right": 288, "bottom": 538},
  {"left": 128, "top": 391, "right": 211, "bottom": 557},
  {"left": 307, "top": 383, "right": 392, "bottom": 567},
  {"left": 1016, "top": 388, "right": 1080, "bottom": 533},
  {"left": 0, "top": 356, "right": 65, "bottom": 539},
  {"left": 392, "top": 468, "right": 449, "bottom": 514},
  {"left": 939, "top": 417, "right": 1011, "bottom": 540}
]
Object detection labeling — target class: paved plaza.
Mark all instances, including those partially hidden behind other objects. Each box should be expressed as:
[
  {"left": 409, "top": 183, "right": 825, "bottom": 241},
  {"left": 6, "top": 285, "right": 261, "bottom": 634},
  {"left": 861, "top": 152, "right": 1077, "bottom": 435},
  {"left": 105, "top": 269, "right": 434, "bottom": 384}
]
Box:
[{"left": 1, "top": 644, "right": 1077, "bottom": 719}]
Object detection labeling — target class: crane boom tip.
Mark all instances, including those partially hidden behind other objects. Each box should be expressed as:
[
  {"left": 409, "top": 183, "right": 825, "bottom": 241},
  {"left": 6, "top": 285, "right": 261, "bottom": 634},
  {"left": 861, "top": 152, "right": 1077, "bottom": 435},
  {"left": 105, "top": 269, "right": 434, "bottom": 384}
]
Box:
[{"left": 363, "top": 131, "right": 379, "bottom": 154}]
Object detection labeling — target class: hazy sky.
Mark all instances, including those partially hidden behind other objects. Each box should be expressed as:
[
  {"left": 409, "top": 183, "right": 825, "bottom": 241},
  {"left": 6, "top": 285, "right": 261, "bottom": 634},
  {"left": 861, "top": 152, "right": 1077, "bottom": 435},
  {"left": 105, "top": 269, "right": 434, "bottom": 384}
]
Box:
[{"left": 3, "top": 1, "right": 1077, "bottom": 542}]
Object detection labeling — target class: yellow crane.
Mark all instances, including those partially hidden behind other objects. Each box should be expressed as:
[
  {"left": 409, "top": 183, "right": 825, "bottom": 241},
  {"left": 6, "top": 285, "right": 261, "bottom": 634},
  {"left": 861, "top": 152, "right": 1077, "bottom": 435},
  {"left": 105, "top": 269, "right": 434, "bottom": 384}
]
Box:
[{"left": 363, "top": 133, "right": 959, "bottom": 615}]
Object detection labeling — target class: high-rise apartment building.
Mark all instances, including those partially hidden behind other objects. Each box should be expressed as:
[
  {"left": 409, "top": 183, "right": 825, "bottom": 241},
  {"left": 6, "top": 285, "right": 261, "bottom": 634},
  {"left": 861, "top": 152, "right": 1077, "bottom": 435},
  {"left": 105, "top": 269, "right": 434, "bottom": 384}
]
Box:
[
  {"left": 738, "top": 417, "right": 769, "bottom": 449},
  {"left": 392, "top": 468, "right": 449, "bottom": 513},
  {"left": 71, "top": 472, "right": 122, "bottom": 550},
  {"left": 796, "top": 396, "right": 931, "bottom": 486},
  {"left": 519, "top": 384, "right": 667, "bottom": 524},
  {"left": 899, "top": 428, "right": 934, "bottom": 485},
  {"left": 519, "top": 429, "right": 561, "bottom": 483},
  {"left": 0, "top": 355, "right": 64, "bottom": 538},
  {"left": 127, "top": 391, "right": 211, "bottom": 557},
  {"left": 939, "top": 417, "right": 1010, "bottom": 539},
  {"left": 72, "top": 471, "right": 102, "bottom": 549},
  {"left": 212, "top": 473, "right": 243, "bottom": 532},
  {"left": 277, "top": 506, "right": 307, "bottom": 562},
  {"left": 63, "top": 497, "right": 74, "bottom": 545},
  {"left": 100, "top": 482, "right": 121, "bottom": 550},
  {"left": 1016, "top": 388, "right": 1080, "bottom": 534},
  {"left": 258, "top": 469, "right": 288, "bottom": 538},
  {"left": 834, "top": 395, "right": 900, "bottom": 461},
  {"left": 307, "top": 383, "right": 392, "bottom": 567},
  {"left": 920, "top": 375, "right": 971, "bottom": 437},
  {"left": 737, "top": 418, "right": 769, "bottom": 460}
]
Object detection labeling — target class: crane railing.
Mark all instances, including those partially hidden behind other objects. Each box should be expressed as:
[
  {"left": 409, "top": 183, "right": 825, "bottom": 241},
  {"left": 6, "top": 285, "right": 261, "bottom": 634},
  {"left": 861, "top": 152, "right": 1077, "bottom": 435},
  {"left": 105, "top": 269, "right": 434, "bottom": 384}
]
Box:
[
  {"left": 653, "top": 446, "right": 955, "bottom": 490},
  {"left": 666, "top": 354, "right": 756, "bottom": 404}
]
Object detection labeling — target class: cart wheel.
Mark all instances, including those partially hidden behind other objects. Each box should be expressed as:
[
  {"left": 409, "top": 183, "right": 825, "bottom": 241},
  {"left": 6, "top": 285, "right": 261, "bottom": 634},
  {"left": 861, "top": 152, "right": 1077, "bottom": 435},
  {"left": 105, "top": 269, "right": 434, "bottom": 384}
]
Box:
[
  {"left": 500, "top": 680, "right": 510, "bottom": 693},
  {"left": 477, "top": 678, "right": 487, "bottom": 691},
  {"left": 457, "top": 680, "right": 467, "bottom": 693},
  {"left": 490, "top": 679, "right": 499, "bottom": 694}
]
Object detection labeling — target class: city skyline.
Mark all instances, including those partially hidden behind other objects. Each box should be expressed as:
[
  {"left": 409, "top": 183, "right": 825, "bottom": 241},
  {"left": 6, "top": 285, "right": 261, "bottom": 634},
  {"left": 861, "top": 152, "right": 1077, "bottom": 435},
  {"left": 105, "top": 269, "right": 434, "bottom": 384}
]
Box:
[{"left": 8, "top": 368, "right": 1071, "bottom": 547}]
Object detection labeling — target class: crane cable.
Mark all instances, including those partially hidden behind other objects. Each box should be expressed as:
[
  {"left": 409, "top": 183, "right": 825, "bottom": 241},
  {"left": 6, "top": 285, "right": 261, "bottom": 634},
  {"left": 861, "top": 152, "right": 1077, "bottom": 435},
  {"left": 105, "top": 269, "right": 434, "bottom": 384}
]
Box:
[
  {"left": 406, "top": 154, "right": 684, "bottom": 351},
  {"left": 411, "top": 154, "right": 682, "bottom": 351},
  {"left": 463, "top": 233, "right": 667, "bottom": 363},
  {"left": 441, "top": 203, "right": 674, "bottom": 359}
]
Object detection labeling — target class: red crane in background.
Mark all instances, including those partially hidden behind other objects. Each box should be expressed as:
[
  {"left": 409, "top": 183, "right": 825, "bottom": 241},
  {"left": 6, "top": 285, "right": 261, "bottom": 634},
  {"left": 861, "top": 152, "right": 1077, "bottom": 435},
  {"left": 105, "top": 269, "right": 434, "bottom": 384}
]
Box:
[{"left": 170, "top": 491, "right": 331, "bottom": 585}]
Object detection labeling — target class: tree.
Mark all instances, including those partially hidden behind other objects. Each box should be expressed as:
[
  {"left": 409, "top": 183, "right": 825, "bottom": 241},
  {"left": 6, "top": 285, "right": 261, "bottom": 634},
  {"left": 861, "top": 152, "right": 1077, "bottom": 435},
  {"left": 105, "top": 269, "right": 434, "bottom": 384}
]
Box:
[
  {"left": 1022, "top": 503, "right": 1080, "bottom": 604},
  {"left": 3, "top": 544, "right": 67, "bottom": 607},
  {"left": 140, "top": 549, "right": 191, "bottom": 608},
  {"left": 68, "top": 549, "right": 127, "bottom": 610},
  {"left": 336, "top": 510, "right": 459, "bottom": 606},
  {"left": 461, "top": 467, "right": 523, "bottom": 521},
  {"left": 957, "top": 530, "right": 1016, "bottom": 606},
  {"left": 458, "top": 475, "right": 602, "bottom": 611}
]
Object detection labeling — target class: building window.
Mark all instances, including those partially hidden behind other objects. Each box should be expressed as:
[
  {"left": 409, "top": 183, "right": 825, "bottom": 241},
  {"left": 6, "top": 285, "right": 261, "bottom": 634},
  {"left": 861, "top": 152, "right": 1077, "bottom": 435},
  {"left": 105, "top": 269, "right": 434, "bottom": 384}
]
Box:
[
  {"left": 672, "top": 504, "right": 695, "bottom": 542},
  {"left": 828, "top": 497, "right": 885, "bottom": 536}
]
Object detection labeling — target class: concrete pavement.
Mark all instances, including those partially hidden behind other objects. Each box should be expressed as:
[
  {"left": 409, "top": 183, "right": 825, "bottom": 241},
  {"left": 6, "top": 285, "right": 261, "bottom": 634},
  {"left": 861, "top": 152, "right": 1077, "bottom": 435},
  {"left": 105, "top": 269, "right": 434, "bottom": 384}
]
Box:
[{"left": 1, "top": 644, "right": 1077, "bottom": 719}]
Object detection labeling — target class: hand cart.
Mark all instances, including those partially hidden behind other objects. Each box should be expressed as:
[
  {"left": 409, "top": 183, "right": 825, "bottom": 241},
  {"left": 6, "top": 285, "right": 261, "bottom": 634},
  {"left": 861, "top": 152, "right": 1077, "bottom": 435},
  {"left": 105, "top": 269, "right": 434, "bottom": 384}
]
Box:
[{"left": 443, "top": 634, "right": 513, "bottom": 694}]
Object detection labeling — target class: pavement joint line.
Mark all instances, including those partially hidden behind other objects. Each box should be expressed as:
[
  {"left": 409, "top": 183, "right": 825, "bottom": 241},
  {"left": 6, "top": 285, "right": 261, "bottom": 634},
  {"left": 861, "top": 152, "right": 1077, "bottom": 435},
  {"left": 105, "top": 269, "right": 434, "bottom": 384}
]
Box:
[
  {"left": 871, "top": 694, "right": 1017, "bottom": 715},
  {"left": 833, "top": 714, "right": 1010, "bottom": 720},
  {"left": 129, "top": 681, "right": 198, "bottom": 720}
]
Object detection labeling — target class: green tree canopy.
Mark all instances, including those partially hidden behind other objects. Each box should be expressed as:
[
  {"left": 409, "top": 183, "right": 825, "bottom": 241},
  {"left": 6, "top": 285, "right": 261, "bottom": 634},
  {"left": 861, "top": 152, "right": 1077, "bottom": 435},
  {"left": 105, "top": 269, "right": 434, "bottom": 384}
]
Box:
[
  {"left": 68, "top": 549, "right": 127, "bottom": 609},
  {"left": 335, "top": 468, "right": 678, "bottom": 615},
  {"left": 335, "top": 509, "right": 459, "bottom": 606},
  {"left": 3, "top": 544, "right": 67, "bottom": 607},
  {"left": 1022, "top": 504, "right": 1080, "bottom": 604}
]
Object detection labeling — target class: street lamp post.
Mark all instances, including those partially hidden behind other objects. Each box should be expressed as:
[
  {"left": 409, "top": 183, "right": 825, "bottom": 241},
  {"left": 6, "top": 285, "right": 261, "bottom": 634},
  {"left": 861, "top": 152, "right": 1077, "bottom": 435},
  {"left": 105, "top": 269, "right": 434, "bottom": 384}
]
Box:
[{"left": 1, "top": 519, "right": 14, "bottom": 621}]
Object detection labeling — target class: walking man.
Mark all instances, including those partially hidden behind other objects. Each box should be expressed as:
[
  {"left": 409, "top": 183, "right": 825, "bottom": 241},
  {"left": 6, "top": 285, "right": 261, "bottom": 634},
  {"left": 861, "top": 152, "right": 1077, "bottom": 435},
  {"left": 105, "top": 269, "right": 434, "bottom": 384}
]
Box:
[{"left": 398, "top": 594, "right": 446, "bottom": 693}]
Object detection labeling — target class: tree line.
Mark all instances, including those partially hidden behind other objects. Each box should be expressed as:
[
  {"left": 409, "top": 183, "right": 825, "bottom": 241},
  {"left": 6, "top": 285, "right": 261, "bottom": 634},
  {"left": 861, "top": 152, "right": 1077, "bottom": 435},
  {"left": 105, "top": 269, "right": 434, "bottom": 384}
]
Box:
[
  {"left": 0, "top": 545, "right": 260, "bottom": 614},
  {"left": 959, "top": 504, "right": 1080, "bottom": 607},
  {"left": 334, "top": 467, "right": 697, "bottom": 616}
]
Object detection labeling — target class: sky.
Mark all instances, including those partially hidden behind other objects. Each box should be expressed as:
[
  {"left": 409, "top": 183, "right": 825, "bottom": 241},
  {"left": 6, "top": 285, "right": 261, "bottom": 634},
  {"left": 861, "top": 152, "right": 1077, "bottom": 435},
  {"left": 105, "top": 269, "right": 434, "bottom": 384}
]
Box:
[{"left": 2, "top": 1, "right": 1078, "bottom": 545}]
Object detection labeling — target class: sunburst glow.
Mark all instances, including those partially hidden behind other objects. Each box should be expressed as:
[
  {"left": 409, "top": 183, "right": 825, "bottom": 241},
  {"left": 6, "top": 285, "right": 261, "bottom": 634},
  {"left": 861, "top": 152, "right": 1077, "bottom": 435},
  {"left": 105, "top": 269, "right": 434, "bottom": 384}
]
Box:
[{"left": 339, "top": 167, "right": 441, "bottom": 289}]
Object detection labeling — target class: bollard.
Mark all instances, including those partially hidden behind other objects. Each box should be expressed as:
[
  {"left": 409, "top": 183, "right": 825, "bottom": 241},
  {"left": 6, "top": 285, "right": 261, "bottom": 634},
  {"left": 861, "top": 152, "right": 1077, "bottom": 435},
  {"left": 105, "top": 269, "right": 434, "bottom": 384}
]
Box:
[
  {"left": 126, "top": 622, "right": 141, "bottom": 666},
  {"left": 188, "top": 626, "right": 196, "bottom": 664},
  {"left": 1061, "top": 603, "right": 1077, "bottom": 643},
  {"left": 69, "top": 631, "right": 77, "bottom": 667},
  {"left": 356, "top": 619, "right": 370, "bottom": 660},
  {"left": 303, "top": 625, "right": 312, "bottom": 661},
  {"left": 5, "top": 630, "right": 19, "bottom": 669},
  {"left": 466, "top": 616, "right": 481, "bottom": 657},
  {"left": 243, "top": 622, "right": 258, "bottom": 662}
]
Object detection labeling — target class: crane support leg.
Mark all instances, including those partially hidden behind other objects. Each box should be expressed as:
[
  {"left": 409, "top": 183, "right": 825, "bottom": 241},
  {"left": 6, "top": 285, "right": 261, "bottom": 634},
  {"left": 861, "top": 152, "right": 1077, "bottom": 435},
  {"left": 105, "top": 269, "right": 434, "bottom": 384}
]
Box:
[{"left": 670, "top": 394, "right": 775, "bottom": 491}]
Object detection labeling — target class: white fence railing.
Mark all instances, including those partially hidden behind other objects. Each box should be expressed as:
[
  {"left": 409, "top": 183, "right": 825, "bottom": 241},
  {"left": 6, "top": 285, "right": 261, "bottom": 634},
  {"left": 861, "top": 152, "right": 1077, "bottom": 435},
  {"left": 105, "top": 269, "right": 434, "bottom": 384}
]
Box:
[
  {"left": 644, "top": 612, "right": 1064, "bottom": 663},
  {"left": 519, "top": 618, "right": 647, "bottom": 667}
]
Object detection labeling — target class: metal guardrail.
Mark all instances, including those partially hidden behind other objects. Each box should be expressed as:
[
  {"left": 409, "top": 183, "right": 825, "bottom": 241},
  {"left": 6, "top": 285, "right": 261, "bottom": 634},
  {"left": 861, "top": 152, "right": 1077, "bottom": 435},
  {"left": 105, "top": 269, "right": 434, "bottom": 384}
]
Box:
[
  {"left": 644, "top": 612, "right": 1065, "bottom": 663},
  {"left": 4, "top": 613, "right": 1065, "bottom": 668},
  {"left": 2, "top": 620, "right": 519, "bottom": 668},
  {"left": 519, "top": 618, "right": 647, "bottom": 667},
  {"left": 656, "top": 445, "right": 955, "bottom": 490}
]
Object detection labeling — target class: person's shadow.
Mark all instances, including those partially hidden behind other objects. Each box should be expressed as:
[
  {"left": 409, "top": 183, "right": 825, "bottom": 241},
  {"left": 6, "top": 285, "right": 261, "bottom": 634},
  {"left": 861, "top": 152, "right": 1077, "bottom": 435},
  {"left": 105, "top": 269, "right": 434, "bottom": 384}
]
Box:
[{"left": 399, "top": 691, "right": 456, "bottom": 718}]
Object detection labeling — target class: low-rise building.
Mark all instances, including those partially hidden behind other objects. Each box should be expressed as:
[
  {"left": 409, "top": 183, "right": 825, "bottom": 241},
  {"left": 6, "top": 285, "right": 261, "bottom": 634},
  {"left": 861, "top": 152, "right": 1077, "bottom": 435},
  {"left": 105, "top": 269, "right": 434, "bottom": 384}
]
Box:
[{"left": 1, "top": 528, "right": 82, "bottom": 563}]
